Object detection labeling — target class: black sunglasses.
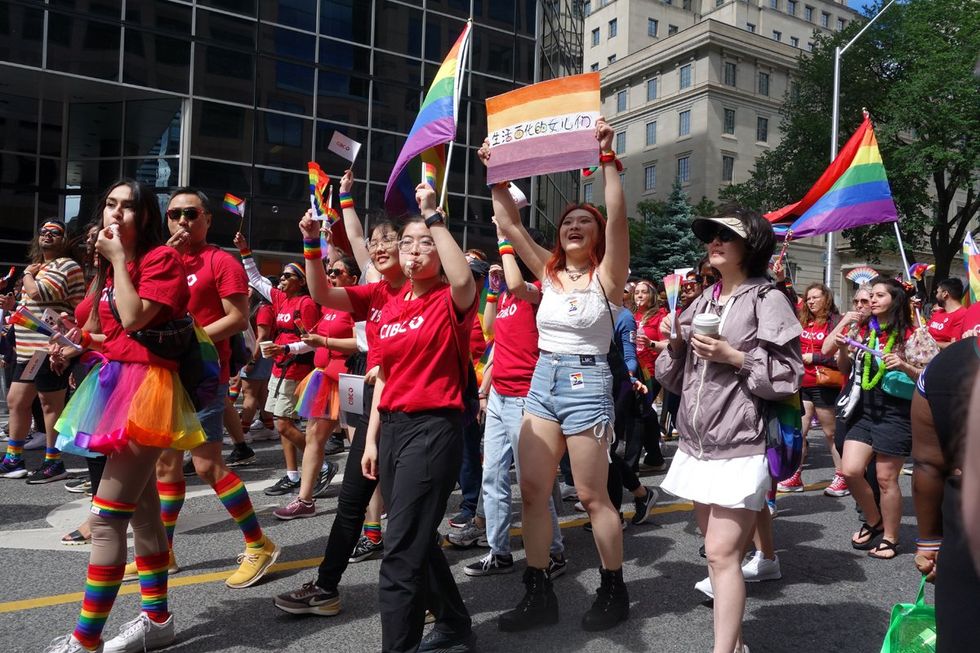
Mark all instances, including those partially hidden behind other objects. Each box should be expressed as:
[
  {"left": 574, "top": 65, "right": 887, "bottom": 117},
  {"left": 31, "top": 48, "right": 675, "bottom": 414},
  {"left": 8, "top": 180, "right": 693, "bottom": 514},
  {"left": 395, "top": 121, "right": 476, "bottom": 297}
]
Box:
[
  {"left": 698, "top": 226, "right": 739, "bottom": 244},
  {"left": 39, "top": 229, "right": 64, "bottom": 238},
  {"left": 166, "top": 207, "right": 205, "bottom": 221},
  {"left": 280, "top": 272, "right": 299, "bottom": 280},
  {"left": 326, "top": 269, "right": 345, "bottom": 277}
]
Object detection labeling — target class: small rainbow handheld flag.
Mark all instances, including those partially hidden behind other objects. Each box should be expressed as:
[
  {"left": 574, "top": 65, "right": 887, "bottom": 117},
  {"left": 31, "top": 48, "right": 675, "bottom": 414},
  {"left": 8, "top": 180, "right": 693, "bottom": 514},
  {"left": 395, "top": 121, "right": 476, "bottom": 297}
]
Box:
[
  {"left": 223, "top": 193, "right": 246, "bottom": 217},
  {"left": 663, "top": 274, "right": 683, "bottom": 338},
  {"left": 964, "top": 232, "right": 980, "bottom": 305},
  {"left": 422, "top": 161, "right": 438, "bottom": 190},
  {"left": 475, "top": 340, "right": 494, "bottom": 387},
  {"left": 9, "top": 306, "right": 82, "bottom": 350},
  {"left": 908, "top": 263, "right": 934, "bottom": 281},
  {"left": 308, "top": 162, "right": 330, "bottom": 218}
]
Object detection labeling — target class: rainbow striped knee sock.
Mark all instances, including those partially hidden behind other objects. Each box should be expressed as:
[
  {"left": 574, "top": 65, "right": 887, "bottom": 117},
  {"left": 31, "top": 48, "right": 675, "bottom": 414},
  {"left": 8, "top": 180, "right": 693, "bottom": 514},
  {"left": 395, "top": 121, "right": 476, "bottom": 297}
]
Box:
[
  {"left": 157, "top": 480, "right": 186, "bottom": 548},
  {"left": 212, "top": 472, "right": 265, "bottom": 548},
  {"left": 45, "top": 446, "right": 61, "bottom": 463},
  {"left": 136, "top": 551, "right": 171, "bottom": 623},
  {"left": 363, "top": 521, "right": 382, "bottom": 544},
  {"left": 73, "top": 562, "right": 126, "bottom": 650}
]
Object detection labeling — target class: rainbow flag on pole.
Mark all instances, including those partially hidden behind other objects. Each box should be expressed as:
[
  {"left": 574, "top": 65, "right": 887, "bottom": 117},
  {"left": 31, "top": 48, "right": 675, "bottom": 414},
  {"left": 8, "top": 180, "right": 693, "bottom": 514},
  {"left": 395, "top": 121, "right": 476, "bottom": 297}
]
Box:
[
  {"left": 384, "top": 21, "right": 472, "bottom": 216},
  {"left": 223, "top": 193, "right": 245, "bottom": 217},
  {"left": 765, "top": 115, "right": 898, "bottom": 239},
  {"left": 964, "top": 232, "right": 980, "bottom": 305}
]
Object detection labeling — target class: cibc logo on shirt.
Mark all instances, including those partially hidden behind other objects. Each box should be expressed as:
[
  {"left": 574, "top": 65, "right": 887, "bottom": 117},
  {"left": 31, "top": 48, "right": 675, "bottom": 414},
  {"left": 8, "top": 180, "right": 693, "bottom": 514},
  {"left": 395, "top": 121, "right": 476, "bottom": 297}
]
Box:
[
  {"left": 378, "top": 316, "right": 425, "bottom": 339},
  {"left": 497, "top": 303, "right": 518, "bottom": 319},
  {"left": 277, "top": 312, "right": 293, "bottom": 323},
  {"left": 186, "top": 273, "right": 198, "bottom": 287},
  {"left": 802, "top": 329, "right": 827, "bottom": 341},
  {"left": 929, "top": 320, "right": 945, "bottom": 331}
]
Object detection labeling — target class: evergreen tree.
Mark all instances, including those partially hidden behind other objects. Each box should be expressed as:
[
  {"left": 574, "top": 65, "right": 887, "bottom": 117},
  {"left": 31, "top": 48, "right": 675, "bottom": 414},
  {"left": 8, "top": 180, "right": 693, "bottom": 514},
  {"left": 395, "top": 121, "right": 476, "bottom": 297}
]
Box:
[{"left": 631, "top": 181, "right": 703, "bottom": 281}]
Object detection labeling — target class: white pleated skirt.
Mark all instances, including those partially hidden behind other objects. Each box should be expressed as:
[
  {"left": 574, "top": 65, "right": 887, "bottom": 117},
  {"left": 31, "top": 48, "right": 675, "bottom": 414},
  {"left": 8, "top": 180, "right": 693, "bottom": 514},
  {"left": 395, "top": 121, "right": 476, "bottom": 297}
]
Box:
[{"left": 661, "top": 448, "right": 770, "bottom": 511}]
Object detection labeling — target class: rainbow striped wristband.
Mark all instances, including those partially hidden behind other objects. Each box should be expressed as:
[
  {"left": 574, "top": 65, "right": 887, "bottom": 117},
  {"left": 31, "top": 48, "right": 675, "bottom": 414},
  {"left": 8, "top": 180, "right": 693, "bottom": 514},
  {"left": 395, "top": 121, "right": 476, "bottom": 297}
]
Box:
[
  {"left": 303, "top": 238, "right": 321, "bottom": 260},
  {"left": 485, "top": 292, "right": 498, "bottom": 304},
  {"left": 498, "top": 240, "right": 515, "bottom": 257},
  {"left": 339, "top": 192, "right": 354, "bottom": 210}
]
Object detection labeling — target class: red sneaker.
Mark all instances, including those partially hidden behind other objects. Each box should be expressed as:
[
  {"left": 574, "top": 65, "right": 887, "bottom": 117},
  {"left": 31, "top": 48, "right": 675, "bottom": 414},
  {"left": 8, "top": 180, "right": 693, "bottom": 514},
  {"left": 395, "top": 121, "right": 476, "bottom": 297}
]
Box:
[
  {"left": 777, "top": 469, "right": 804, "bottom": 493},
  {"left": 824, "top": 472, "right": 850, "bottom": 497}
]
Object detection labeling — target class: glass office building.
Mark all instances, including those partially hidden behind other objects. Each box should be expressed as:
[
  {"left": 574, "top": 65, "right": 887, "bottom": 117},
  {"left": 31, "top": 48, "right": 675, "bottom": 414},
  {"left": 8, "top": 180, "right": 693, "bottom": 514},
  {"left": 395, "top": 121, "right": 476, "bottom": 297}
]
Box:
[{"left": 0, "top": 0, "right": 582, "bottom": 266}]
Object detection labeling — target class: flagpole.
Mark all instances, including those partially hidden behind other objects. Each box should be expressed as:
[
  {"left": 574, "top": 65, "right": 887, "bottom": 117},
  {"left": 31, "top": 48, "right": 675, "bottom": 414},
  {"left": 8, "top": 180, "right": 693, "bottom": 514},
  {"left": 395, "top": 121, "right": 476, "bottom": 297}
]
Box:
[
  {"left": 438, "top": 20, "right": 472, "bottom": 211},
  {"left": 828, "top": 0, "right": 897, "bottom": 289}
]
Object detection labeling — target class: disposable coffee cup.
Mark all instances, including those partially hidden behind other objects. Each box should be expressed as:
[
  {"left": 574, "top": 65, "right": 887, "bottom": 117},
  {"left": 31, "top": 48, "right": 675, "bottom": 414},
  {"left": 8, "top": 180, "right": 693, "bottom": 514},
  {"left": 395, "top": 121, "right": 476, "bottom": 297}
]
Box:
[
  {"left": 259, "top": 340, "right": 276, "bottom": 357},
  {"left": 692, "top": 314, "right": 721, "bottom": 338}
]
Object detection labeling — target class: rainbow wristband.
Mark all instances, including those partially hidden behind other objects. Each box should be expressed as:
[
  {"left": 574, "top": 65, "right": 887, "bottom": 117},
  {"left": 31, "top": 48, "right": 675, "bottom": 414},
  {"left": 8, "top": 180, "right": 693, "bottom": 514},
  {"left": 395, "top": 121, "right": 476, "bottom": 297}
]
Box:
[
  {"left": 239, "top": 248, "right": 253, "bottom": 260},
  {"left": 80, "top": 331, "right": 93, "bottom": 349},
  {"left": 339, "top": 192, "right": 354, "bottom": 210},
  {"left": 303, "top": 238, "right": 321, "bottom": 260},
  {"left": 485, "top": 292, "right": 498, "bottom": 304},
  {"left": 498, "top": 240, "right": 515, "bottom": 257}
]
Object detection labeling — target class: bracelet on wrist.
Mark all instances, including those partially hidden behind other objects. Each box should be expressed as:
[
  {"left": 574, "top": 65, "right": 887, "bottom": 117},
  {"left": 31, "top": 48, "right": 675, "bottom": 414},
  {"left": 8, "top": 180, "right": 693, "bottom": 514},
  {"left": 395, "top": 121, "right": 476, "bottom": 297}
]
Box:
[
  {"left": 599, "top": 150, "right": 624, "bottom": 172},
  {"left": 497, "top": 240, "right": 515, "bottom": 257},
  {"left": 302, "top": 238, "right": 321, "bottom": 260},
  {"left": 339, "top": 192, "right": 354, "bottom": 210},
  {"left": 239, "top": 248, "right": 253, "bottom": 260},
  {"left": 80, "top": 330, "right": 93, "bottom": 349},
  {"left": 485, "top": 292, "right": 498, "bottom": 304}
]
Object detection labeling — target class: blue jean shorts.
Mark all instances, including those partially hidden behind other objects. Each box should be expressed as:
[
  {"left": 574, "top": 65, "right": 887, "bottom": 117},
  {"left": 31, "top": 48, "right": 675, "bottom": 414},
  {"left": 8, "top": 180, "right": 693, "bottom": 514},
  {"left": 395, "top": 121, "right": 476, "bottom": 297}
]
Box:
[
  {"left": 523, "top": 352, "right": 615, "bottom": 437},
  {"left": 240, "top": 356, "right": 273, "bottom": 381},
  {"left": 197, "top": 383, "right": 229, "bottom": 443}
]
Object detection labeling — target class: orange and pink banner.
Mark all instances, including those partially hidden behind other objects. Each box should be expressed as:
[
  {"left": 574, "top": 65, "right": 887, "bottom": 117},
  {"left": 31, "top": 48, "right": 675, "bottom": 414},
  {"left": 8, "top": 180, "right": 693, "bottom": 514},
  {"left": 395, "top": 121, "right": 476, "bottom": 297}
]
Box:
[{"left": 485, "top": 73, "right": 600, "bottom": 184}]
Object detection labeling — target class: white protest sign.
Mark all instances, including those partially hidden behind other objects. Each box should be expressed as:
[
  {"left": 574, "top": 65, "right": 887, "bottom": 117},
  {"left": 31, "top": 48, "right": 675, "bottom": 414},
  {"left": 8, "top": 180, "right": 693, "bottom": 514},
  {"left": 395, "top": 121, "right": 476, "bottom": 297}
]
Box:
[
  {"left": 328, "top": 131, "right": 362, "bottom": 163},
  {"left": 22, "top": 350, "right": 47, "bottom": 381},
  {"left": 338, "top": 373, "right": 366, "bottom": 415}
]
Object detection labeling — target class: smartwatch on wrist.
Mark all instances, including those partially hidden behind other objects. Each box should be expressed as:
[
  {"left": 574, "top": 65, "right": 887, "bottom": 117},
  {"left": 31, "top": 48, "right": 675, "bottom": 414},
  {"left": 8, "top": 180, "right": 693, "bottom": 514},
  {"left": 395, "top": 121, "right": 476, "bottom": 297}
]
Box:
[{"left": 424, "top": 211, "right": 444, "bottom": 228}]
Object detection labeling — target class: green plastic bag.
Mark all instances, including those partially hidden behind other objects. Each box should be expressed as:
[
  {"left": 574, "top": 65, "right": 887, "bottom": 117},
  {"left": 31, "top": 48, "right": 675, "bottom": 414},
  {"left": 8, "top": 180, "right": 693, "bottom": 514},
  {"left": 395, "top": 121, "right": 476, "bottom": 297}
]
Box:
[{"left": 880, "top": 576, "right": 936, "bottom": 653}]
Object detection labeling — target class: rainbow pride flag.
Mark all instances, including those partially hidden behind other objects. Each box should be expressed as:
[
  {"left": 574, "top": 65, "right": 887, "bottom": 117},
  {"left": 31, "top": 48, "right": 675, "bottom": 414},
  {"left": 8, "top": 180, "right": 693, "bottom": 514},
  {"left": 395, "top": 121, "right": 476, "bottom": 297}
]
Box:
[
  {"left": 384, "top": 21, "right": 472, "bottom": 216},
  {"left": 765, "top": 115, "right": 897, "bottom": 239},
  {"left": 223, "top": 193, "right": 245, "bottom": 217},
  {"left": 485, "top": 73, "right": 600, "bottom": 185},
  {"left": 964, "top": 232, "right": 980, "bottom": 305},
  {"left": 307, "top": 162, "right": 330, "bottom": 218},
  {"left": 9, "top": 305, "right": 54, "bottom": 336},
  {"left": 475, "top": 340, "right": 493, "bottom": 387}
]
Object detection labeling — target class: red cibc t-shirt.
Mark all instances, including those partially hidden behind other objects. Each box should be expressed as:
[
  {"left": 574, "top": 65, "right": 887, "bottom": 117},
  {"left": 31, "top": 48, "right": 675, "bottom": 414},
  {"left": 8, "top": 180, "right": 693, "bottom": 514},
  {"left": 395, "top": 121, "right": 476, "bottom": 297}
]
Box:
[
  {"left": 491, "top": 286, "right": 540, "bottom": 398},
  {"left": 927, "top": 307, "right": 966, "bottom": 343},
  {"left": 270, "top": 289, "right": 320, "bottom": 381},
  {"left": 98, "top": 245, "right": 190, "bottom": 371},
  {"left": 800, "top": 320, "right": 833, "bottom": 387},
  {"left": 344, "top": 280, "right": 403, "bottom": 371},
  {"left": 377, "top": 283, "right": 477, "bottom": 413},
  {"left": 634, "top": 307, "right": 667, "bottom": 376},
  {"left": 182, "top": 245, "right": 248, "bottom": 384},
  {"left": 312, "top": 306, "right": 354, "bottom": 380}
]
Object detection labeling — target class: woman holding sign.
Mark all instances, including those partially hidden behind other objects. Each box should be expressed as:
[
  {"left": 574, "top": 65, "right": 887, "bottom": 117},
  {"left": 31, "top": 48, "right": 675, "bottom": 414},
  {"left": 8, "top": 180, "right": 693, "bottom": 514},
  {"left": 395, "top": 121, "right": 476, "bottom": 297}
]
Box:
[{"left": 480, "top": 118, "right": 632, "bottom": 633}]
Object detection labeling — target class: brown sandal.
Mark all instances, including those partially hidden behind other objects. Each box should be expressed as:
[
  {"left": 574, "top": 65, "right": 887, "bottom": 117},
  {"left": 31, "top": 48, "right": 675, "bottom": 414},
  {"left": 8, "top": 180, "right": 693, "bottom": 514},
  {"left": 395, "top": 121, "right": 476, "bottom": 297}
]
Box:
[{"left": 867, "top": 538, "right": 899, "bottom": 560}]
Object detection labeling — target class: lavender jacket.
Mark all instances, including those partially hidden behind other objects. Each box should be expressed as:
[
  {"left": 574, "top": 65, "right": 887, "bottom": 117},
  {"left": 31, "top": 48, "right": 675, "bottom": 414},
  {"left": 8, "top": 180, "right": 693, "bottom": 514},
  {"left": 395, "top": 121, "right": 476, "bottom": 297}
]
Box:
[{"left": 655, "top": 278, "right": 803, "bottom": 461}]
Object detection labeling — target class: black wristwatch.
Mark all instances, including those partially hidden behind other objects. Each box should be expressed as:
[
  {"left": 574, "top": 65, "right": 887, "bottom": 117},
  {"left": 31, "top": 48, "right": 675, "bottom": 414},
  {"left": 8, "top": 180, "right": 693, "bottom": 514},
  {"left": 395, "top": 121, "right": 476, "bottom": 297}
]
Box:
[{"left": 424, "top": 211, "right": 444, "bottom": 228}]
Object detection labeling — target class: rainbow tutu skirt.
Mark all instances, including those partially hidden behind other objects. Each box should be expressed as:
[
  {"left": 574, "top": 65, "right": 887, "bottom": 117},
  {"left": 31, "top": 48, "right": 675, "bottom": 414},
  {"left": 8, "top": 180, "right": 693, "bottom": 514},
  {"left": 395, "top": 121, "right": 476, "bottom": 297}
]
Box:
[
  {"left": 295, "top": 367, "right": 340, "bottom": 421},
  {"left": 56, "top": 361, "right": 205, "bottom": 455}
]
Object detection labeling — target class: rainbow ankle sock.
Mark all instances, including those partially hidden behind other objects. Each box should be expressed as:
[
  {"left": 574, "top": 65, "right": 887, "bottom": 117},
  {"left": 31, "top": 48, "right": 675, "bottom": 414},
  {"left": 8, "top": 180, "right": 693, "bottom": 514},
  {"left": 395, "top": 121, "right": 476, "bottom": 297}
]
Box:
[
  {"left": 73, "top": 562, "right": 126, "bottom": 649},
  {"left": 136, "top": 551, "right": 170, "bottom": 623},
  {"left": 363, "top": 521, "right": 382, "bottom": 544},
  {"left": 213, "top": 472, "right": 265, "bottom": 547},
  {"left": 157, "top": 480, "right": 186, "bottom": 548},
  {"left": 3, "top": 440, "right": 25, "bottom": 462},
  {"left": 228, "top": 385, "right": 240, "bottom": 401},
  {"left": 45, "top": 447, "right": 61, "bottom": 463}
]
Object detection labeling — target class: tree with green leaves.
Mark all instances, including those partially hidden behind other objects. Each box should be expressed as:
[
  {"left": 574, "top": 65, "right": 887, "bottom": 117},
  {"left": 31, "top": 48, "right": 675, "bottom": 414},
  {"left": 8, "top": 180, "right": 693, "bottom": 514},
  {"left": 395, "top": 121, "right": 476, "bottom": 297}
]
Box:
[
  {"left": 721, "top": 0, "right": 980, "bottom": 290},
  {"left": 630, "top": 181, "right": 703, "bottom": 281}
]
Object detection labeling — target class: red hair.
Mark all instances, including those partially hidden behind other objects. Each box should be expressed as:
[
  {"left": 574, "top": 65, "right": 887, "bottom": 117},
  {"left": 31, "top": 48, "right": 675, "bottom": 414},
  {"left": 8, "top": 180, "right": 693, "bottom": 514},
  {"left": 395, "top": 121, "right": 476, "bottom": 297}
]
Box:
[{"left": 545, "top": 203, "right": 606, "bottom": 287}]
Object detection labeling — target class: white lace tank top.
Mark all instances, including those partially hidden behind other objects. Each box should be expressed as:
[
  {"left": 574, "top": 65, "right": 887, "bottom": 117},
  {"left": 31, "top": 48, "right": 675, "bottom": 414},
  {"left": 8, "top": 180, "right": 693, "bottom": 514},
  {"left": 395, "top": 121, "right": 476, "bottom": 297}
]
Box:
[{"left": 536, "top": 273, "right": 618, "bottom": 355}]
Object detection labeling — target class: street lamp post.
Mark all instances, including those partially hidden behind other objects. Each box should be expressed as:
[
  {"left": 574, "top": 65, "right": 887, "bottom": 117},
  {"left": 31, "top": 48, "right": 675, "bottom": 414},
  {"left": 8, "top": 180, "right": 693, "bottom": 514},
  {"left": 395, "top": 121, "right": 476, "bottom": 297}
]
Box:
[{"left": 826, "top": 0, "right": 897, "bottom": 288}]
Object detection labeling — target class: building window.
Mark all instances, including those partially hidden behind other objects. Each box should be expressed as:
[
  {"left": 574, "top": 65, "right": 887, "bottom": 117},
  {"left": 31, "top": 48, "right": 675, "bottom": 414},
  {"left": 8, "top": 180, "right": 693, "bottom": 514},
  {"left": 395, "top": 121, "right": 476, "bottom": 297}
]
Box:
[
  {"left": 821, "top": 12, "right": 830, "bottom": 28},
  {"left": 837, "top": 17, "right": 846, "bottom": 30},
  {"left": 677, "top": 156, "right": 690, "bottom": 183},
  {"left": 679, "top": 110, "right": 691, "bottom": 136},
  {"left": 804, "top": 5, "right": 814, "bottom": 21},
  {"left": 772, "top": 30, "right": 781, "bottom": 42},
  {"left": 668, "top": 24, "right": 679, "bottom": 35},
  {"left": 790, "top": 36, "right": 799, "bottom": 48},
  {"left": 679, "top": 64, "right": 692, "bottom": 89},
  {"left": 583, "top": 182, "right": 593, "bottom": 204},
  {"left": 645, "top": 121, "right": 657, "bottom": 146},
  {"left": 769, "top": 0, "right": 778, "bottom": 8},
  {"left": 591, "top": 28, "right": 600, "bottom": 47},
  {"left": 616, "top": 131, "right": 626, "bottom": 154},
  {"left": 746, "top": 23, "right": 756, "bottom": 33},
  {"left": 716, "top": 0, "right": 725, "bottom": 6},
  {"left": 646, "top": 77, "right": 658, "bottom": 101},
  {"left": 758, "top": 71, "right": 770, "bottom": 96},
  {"left": 648, "top": 18, "right": 658, "bottom": 37},
  {"left": 787, "top": 0, "right": 797, "bottom": 15},
  {"left": 723, "top": 108, "right": 735, "bottom": 135},
  {"left": 722, "top": 155, "right": 735, "bottom": 182},
  {"left": 584, "top": 1, "right": 591, "bottom": 16},
  {"left": 609, "top": 19, "right": 617, "bottom": 38},
  {"left": 608, "top": 54, "right": 617, "bottom": 64},
  {"left": 757, "top": 116, "right": 769, "bottom": 142},
  {"left": 590, "top": 62, "right": 599, "bottom": 72},
  {"left": 619, "top": 172, "right": 626, "bottom": 191},
  {"left": 616, "top": 90, "right": 628, "bottom": 112},
  {"left": 723, "top": 61, "right": 737, "bottom": 86},
  {"left": 644, "top": 165, "right": 656, "bottom": 191}
]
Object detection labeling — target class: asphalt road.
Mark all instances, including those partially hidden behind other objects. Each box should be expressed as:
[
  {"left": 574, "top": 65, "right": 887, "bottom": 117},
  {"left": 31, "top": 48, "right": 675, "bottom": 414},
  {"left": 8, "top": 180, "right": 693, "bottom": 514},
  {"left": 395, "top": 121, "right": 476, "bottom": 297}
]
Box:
[{"left": 0, "top": 430, "right": 927, "bottom": 653}]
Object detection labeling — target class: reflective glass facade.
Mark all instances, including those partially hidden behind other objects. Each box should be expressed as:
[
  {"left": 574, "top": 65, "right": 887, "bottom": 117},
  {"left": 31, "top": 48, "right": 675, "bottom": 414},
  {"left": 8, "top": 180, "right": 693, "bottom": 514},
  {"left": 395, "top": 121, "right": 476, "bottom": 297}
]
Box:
[{"left": 0, "top": 0, "right": 580, "bottom": 264}]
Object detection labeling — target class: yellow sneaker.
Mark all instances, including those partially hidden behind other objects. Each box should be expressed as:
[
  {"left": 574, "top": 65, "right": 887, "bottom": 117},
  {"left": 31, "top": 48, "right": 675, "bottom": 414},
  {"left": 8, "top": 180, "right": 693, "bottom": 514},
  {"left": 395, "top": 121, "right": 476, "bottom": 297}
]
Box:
[
  {"left": 225, "top": 538, "right": 280, "bottom": 589},
  {"left": 121, "top": 550, "right": 179, "bottom": 582}
]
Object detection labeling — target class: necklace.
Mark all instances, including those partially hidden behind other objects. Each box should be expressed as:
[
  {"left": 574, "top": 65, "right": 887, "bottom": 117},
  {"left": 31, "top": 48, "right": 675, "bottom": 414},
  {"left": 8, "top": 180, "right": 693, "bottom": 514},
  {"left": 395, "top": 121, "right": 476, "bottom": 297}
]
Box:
[
  {"left": 860, "top": 321, "right": 896, "bottom": 391},
  {"left": 564, "top": 267, "right": 590, "bottom": 282}
]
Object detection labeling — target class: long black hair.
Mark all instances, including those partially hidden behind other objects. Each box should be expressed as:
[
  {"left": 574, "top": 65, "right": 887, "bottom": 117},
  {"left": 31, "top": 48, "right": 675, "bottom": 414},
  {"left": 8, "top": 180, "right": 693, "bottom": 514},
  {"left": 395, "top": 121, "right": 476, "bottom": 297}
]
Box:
[{"left": 869, "top": 276, "right": 913, "bottom": 337}]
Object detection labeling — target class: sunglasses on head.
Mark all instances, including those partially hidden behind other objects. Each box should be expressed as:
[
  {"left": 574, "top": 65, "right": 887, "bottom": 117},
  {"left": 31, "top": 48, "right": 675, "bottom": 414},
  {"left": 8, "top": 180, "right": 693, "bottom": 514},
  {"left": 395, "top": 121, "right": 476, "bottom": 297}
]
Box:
[
  {"left": 165, "top": 207, "right": 205, "bottom": 221},
  {"left": 698, "top": 226, "right": 739, "bottom": 244}
]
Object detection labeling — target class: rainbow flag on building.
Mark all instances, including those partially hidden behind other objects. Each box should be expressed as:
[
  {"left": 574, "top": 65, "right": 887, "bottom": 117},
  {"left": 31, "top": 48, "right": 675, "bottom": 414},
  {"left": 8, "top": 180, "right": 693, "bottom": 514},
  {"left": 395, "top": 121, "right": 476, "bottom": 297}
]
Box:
[
  {"left": 765, "top": 115, "right": 898, "bottom": 239},
  {"left": 384, "top": 21, "right": 472, "bottom": 216}
]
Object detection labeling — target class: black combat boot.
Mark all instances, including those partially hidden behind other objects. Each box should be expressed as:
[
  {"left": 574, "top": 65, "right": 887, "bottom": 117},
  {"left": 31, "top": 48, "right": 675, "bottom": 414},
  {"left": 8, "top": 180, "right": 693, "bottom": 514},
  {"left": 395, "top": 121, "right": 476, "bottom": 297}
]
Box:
[
  {"left": 497, "top": 567, "right": 559, "bottom": 632},
  {"left": 581, "top": 567, "right": 629, "bottom": 631}
]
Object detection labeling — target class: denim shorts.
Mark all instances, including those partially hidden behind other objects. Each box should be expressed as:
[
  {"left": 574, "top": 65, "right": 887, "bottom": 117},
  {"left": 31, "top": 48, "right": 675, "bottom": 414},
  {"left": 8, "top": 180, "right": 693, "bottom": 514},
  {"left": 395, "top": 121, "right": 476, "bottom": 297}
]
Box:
[
  {"left": 523, "top": 352, "right": 615, "bottom": 437},
  {"left": 240, "top": 356, "right": 273, "bottom": 381},
  {"left": 198, "top": 383, "right": 230, "bottom": 443}
]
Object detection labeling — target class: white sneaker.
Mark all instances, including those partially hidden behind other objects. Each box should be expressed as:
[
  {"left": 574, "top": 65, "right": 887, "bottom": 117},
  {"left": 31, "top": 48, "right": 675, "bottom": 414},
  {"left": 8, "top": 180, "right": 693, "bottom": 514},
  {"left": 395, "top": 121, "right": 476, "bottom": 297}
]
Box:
[
  {"left": 103, "top": 612, "right": 175, "bottom": 653},
  {"left": 248, "top": 420, "right": 279, "bottom": 442},
  {"left": 741, "top": 551, "right": 782, "bottom": 582},
  {"left": 558, "top": 482, "right": 578, "bottom": 501},
  {"left": 23, "top": 430, "right": 47, "bottom": 451},
  {"left": 43, "top": 634, "right": 103, "bottom": 653},
  {"left": 694, "top": 576, "right": 714, "bottom": 600}
]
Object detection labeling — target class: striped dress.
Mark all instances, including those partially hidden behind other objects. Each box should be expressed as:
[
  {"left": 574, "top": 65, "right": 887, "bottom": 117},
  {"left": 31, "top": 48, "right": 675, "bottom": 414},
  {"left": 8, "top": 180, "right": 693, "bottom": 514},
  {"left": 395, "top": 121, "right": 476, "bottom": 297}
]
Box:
[{"left": 14, "top": 257, "right": 85, "bottom": 364}]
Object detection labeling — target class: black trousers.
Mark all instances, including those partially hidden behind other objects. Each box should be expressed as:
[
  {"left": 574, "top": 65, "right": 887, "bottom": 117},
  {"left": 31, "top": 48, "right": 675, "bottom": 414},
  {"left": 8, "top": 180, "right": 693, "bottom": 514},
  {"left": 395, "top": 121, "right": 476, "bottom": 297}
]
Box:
[
  {"left": 378, "top": 409, "right": 471, "bottom": 653},
  {"left": 316, "top": 384, "right": 379, "bottom": 592},
  {"left": 614, "top": 379, "right": 664, "bottom": 470}
]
